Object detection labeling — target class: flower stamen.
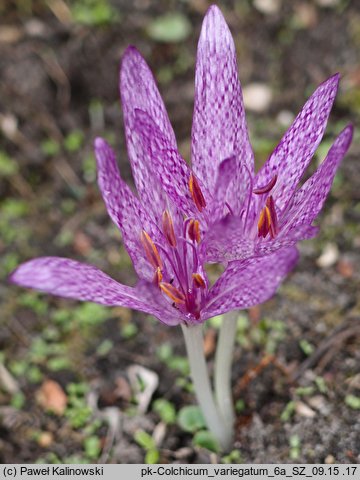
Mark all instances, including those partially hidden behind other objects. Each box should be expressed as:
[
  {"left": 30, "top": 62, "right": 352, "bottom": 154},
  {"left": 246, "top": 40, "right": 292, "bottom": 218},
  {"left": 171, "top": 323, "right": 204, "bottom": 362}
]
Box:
[
  {"left": 160, "top": 282, "right": 186, "bottom": 304},
  {"left": 162, "top": 210, "right": 177, "bottom": 247},
  {"left": 188, "top": 219, "right": 201, "bottom": 243},
  {"left": 253, "top": 174, "right": 277, "bottom": 195},
  {"left": 258, "top": 205, "right": 271, "bottom": 238},
  {"left": 192, "top": 273, "right": 206, "bottom": 289},
  {"left": 140, "top": 230, "right": 163, "bottom": 269},
  {"left": 266, "top": 195, "right": 278, "bottom": 238},
  {"left": 257, "top": 195, "right": 278, "bottom": 239},
  {"left": 153, "top": 267, "right": 163, "bottom": 287},
  {"left": 189, "top": 173, "right": 206, "bottom": 212}
]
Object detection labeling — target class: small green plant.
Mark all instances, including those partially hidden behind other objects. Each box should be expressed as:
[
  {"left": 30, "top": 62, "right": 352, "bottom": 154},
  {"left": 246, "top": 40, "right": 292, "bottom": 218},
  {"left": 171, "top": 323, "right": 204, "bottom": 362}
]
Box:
[
  {"left": 299, "top": 339, "right": 314, "bottom": 356},
  {"left": 281, "top": 401, "right": 296, "bottom": 422},
  {"left": 314, "top": 376, "right": 328, "bottom": 394},
  {"left": 152, "top": 399, "right": 176, "bottom": 425},
  {"left": 146, "top": 13, "right": 191, "bottom": 43},
  {"left": 177, "top": 405, "right": 206, "bottom": 433},
  {"left": 65, "top": 383, "right": 92, "bottom": 429},
  {"left": 345, "top": 394, "right": 360, "bottom": 410},
  {"left": 289, "top": 434, "right": 301, "bottom": 460},
  {"left": 156, "top": 343, "right": 189, "bottom": 375},
  {"left": 121, "top": 323, "right": 138, "bottom": 339},
  {"left": 193, "top": 430, "right": 219, "bottom": 453},
  {"left": 221, "top": 449, "right": 243, "bottom": 464},
  {"left": 70, "top": 0, "right": 120, "bottom": 26},
  {"left": 11, "top": 391, "right": 25, "bottom": 409},
  {"left": 41, "top": 138, "right": 60, "bottom": 156},
  {"left": 64, "top": 130, "right": 84, "bottom": 153},
  {"left": 235, "top": 399, "right": 246, "bottom": 413},
  {"left": 83, "top": 435, "right": 101, "bottom": 459},
  {"left": 96, "top": 339, "right": 113, "bottom": 356},
  {"left": 134, "top": 430, "right": 159, "bottom": 464},
  {"left": 177, "top": 405, "right": 219, "bottom": 452},
  {"left": 295, "top": 386, "right": 315, "bottom": 397},
  {"left": 0, "top": 151, "right": 18, "bottom": 175}
]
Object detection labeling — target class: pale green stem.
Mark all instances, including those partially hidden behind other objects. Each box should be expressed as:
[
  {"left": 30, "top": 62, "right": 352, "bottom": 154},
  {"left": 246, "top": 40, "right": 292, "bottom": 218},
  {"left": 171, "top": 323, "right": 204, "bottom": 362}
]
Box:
[
  {"left": 181, "top": 323, "right": 233, "bottom": 451},
  {"left": 214, "top": 311, "right": 238, "bottom": 432}
]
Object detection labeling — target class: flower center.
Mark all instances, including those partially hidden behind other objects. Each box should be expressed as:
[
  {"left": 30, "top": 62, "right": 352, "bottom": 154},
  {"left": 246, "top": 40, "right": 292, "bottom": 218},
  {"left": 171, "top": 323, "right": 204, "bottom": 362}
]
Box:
[{"left": 140, "top": 210, "right": 206, "bottom": 321}]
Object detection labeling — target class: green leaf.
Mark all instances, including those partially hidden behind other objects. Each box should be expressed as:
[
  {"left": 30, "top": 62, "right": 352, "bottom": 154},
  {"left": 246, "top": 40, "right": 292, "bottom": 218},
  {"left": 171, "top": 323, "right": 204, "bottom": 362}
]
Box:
[
  {"left": 96, "top": 339, "right": 113, "bottom": 356},
  {"left": 64, "top": 130, "right": 84, "bottom": 153},
  {"left": 281, "top": 400, "right": 296, "bottom": 422},
  {"left": 48, "top": 356, "right": 72, "bottom": 371},
  {"left": 145, "top": 449, "right": 160, "bottom": 464},
  {"left": 18, "top": 292, "right": 48, "bottom": 316},
  {"left": 74, "top": 302, "right": 108, "bottom": 327},
  {"left": 65, "top": 404, "right": 92, "bottom": 429},
  {"left": 0, "top": 151, "right": 18, "bottom": 175},
  {"left": 177, "top": 405, "right": 206, "bottom": 433},
  {"left": 193, "top": 430, "right": 219, "bottom": 453},
  {"left": 167, "top": 355, "right": 189, "bottom": 375},
  {"left": 156, "top": 343, "right": 172, "bottom": 362},
  {"left": 41, "top": 138, "right": 60, "bottom": 156},
  {"left": 147, "top": 13, "right": 191, "bottom": 43},
  {"left": 84, "top": 435, "right": 101, "bottom": 459},
  {"left": 289, "top": 434, "right": 300, "bottom": 448},
  {"left": 235, "top": 399, "right": 246, "bottom": 413},
  {"left": 299, "top": 339, "right": 314, "bottom": 356},
  {"left": 82, "top": 153, "right": 96, "bottom": 183},
  {"left": 121, "top": 323, "right": 138, "bottom": 339},
  {"left": 345, "top": 394, "right": 360, "bottom": 410},
  {"left": 295, "top": 386, "right": 315, "bottom": 397},
  {"left": 152, "top": 399, "right": 176, "bottom": 424},
  {"left": 134, "top": 430, "right": 155, "bottom": 450},
  {"left": 28, "top": 366, "right": 43, "bottom": 384},
  {"left": 67, "top": 382, "right": 89, "bottom": 396},
  {"left": 315, "top": 376, "right": 328, "bottom": 394},
  {"left": 11, "top": 392, "right": 25, "bottom": 409},
  {"left": 71, "top": 0, "right": 120, "bottom": 26},
  {"left": 1, "top": 199, "right": 28, "bottom": 218},
  {"left": 221, "top": 449, "right": 242, "bottom": 464}
]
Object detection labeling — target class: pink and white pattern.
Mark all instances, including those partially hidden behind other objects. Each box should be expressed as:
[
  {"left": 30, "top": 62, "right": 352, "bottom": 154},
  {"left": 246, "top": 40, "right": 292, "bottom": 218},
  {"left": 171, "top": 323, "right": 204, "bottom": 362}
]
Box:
[{"left": 10, "top": 5, "right": 352, "bottom": 326}]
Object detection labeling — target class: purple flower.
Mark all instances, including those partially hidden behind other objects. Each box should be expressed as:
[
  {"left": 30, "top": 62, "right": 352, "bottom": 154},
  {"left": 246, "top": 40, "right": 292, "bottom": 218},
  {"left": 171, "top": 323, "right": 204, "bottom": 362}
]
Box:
[
  {"left": 128, "top": 6, "right": 353, "bottom": 264},
  {"left": 192, "top": 7, "right": 353, "bottom": 262},
  {"left": 10, "top": 6, "right": 300, "bottom": 326}
]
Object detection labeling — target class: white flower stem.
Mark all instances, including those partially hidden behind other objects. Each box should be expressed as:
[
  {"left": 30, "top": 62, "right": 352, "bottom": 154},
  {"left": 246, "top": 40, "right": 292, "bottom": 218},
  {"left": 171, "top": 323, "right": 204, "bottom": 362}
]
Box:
[
  {"left": 214, "top": 311, "right": 238, "bottom": 432},
  {"left": 181, "top": 323, "right": 233, "bottom": 451}
]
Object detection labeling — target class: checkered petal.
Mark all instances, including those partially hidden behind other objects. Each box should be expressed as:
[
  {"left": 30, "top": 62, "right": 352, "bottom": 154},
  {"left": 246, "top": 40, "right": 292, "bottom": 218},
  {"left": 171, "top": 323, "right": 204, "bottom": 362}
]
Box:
[
  {"left": 10, "top": 257, "right": 181, "bottom": 326},
  {"left": 191, "top": 5, "right": 254, "bottom": 194},
  {"left": 120, "top": 46, "right": 176, "bottom": 219},
  {"left": 254, "top": 74, "right": 339, "bottom": 210},
  {"left": 203, "top": 247, "right": 298, "bottom": 317},
  {"left": 95, "top": 137, "right": 163, "bottom": 280},
  {"left": 283, "top": 124, "right": 353, "bottom": 234}
]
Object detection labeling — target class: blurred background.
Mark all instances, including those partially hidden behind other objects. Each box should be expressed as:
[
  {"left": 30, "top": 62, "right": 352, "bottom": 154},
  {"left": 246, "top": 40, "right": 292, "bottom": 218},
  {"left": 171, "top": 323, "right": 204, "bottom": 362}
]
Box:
[{"left": 0, "top": 0, "right": 359, "bottom": 464}]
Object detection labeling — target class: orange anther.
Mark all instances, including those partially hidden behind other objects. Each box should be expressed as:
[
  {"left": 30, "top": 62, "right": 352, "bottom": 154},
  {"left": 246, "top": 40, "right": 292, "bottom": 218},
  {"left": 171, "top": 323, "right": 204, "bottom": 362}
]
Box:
[
  {"left": 258, "top": 195, "right": 278, "bottom": 239},
  {"left": 140, "top": 230, "right": 162, "bottom": 269},
  {"left": 189, "top": 173, "right": 206, "bottom": 212},
  {"left": 266, "top": 195, "right": 278, "bottom": 238},
  {"left": 159, "top": 282, "right": 186, "bottom": 304},
  {"left": 162, "top": 210, "right": 177, "bottom": 247},
  {"left": 192, "top": 273, "right": 206, "bottom": 289},
  {"left": 188, "top": 219, "right": 201, "bottom": 243},
  {"left": 153, "top": 267, "right": 163, "bottom": 287},
  {"left": 257, "top": 206, "right": 271, "bottom": 238}
]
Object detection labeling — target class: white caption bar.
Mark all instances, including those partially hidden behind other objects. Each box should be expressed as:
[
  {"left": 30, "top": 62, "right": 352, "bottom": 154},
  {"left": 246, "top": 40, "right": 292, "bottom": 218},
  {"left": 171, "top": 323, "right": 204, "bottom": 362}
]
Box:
[{"left": 1, "top": 464, "right": 358, "bottom": 480}]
